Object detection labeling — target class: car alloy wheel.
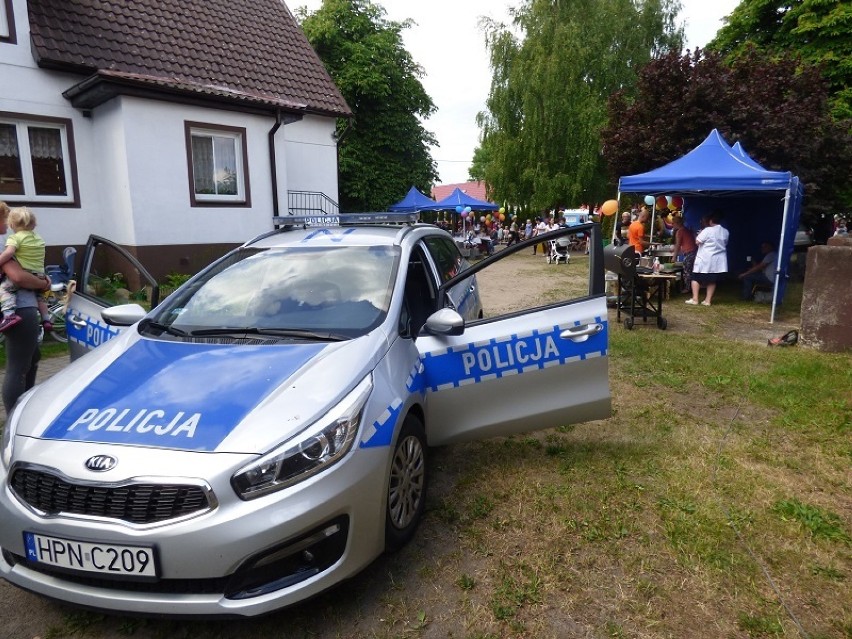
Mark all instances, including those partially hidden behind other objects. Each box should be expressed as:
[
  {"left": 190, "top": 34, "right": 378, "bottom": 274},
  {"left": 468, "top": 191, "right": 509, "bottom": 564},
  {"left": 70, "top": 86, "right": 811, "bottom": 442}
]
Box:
[{"left": 385, "top": 415, "right": 426, "bottom": 550}]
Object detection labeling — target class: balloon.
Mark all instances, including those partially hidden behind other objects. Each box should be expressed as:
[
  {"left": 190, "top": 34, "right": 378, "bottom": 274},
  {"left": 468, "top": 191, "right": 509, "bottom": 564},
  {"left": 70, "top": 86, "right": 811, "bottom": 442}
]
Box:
[
  {"left": 460, "top": 210, "right": 468, "bottom": 218},
  {"left": 601, "top": 199, "right": 619, "bottom": 216},
  {"left": 499, "top": 207, "right": 506, "bottom": 214},
  {"left": 656, "top": 196, "right": 668, "bottom": 209},
  {"left": 644, "top": 195, "right": 655, "bottom": 206},
  {"left": 672, "top": 196, "right": 684, "bottom": 209},
  {"left": 486, "top": 214, "right": 492, "bottom": 222},
  {"left": 499, "top": 213, "right": 506, "bottom": 221},
  {"left": 666, "top": 196, "right": 673, "bottom": 208},
  {"left": 465, "top": 206, "right": 472, "bottom": 213},
  {"left": 480, "top": 216, "right": 486, "bottom": 222},
  {"left": 455, "top": 205, "right": 463, "bottom": 213}
]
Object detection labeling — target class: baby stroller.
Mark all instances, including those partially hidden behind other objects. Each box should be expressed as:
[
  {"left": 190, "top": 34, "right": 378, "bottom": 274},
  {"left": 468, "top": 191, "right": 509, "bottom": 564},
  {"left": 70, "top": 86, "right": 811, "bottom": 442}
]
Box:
[{"left": 546, "top": 238, "right": 570, "bottom": 264}]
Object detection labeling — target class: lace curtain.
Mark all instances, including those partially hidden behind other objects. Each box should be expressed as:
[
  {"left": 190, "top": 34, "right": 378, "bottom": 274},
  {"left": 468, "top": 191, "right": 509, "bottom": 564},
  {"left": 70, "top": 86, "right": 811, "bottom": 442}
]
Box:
[
  {"left": 28, "top": 127, "right": 62, "bottom": 159},
  {"left": 0, "top": 123, "right": 19, "bottom": 157}
]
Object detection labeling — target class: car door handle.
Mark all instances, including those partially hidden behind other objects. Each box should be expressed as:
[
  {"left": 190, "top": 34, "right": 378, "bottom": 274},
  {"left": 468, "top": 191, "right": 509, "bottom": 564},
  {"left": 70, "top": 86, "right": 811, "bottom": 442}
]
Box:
[
  {"left": 560, "top": 323, "right": 603, "bottom": 342},
  {"left": 68, "top": 314, "right": 87, "bottom": 328}
]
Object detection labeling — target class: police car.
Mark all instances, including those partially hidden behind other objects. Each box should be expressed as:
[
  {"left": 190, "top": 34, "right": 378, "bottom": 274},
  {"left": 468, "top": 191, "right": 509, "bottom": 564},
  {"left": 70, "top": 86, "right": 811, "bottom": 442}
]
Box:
[{"left": 0, "top": 213, "right": 611, "bottom": 616}]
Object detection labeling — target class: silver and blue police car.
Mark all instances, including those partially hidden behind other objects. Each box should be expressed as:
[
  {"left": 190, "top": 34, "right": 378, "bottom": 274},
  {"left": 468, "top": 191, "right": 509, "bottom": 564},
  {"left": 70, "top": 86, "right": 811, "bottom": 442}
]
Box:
[{"left": 0, "top": 214, "right": 611, "bottom": 616}]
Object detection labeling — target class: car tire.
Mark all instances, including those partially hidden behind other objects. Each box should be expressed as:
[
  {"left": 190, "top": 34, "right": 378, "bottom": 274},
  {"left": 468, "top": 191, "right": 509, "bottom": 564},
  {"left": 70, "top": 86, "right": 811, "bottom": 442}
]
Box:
[{"left": 385, "top": 414, "right": 427, "bottom": 551}]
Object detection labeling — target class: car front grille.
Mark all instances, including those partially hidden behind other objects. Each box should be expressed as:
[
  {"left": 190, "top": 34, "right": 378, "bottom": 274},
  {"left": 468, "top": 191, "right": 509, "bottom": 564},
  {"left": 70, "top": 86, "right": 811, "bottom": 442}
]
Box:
[{"left": 10, "top": 468, "right": 212, "bottom": 525}]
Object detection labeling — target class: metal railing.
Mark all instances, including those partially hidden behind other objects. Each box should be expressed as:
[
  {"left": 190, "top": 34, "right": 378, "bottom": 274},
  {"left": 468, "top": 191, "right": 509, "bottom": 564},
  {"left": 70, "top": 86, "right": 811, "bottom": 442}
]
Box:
[{"left": 287, "top": 191, "right": 339, "bottom": 217}]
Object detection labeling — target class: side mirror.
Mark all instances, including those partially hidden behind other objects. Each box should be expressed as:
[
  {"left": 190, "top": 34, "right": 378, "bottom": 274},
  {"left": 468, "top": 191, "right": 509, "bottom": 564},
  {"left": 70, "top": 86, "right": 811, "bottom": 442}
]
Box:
[
  {"left": 421, "top": 308, "right": 465, "bottom": 336},
  {"left": 102, "top": 303, "right": 147, "bottom": 326}
]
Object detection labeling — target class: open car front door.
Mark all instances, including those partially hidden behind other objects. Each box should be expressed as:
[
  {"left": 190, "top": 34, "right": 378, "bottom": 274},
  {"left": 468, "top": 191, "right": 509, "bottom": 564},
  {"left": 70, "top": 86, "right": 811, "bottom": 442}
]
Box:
[
  {"left": 416, "top": 223, "right": 611, "bottom": 446},
  {"left": 65, "top": 235, "right": 159, "bottom": 361}
]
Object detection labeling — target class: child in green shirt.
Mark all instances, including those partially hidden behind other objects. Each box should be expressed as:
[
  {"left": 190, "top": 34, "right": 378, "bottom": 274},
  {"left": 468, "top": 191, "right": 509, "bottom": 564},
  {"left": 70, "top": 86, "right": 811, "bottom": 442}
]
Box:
[{"left": 0, "top": 206, "right": 51, "bottom": 332}]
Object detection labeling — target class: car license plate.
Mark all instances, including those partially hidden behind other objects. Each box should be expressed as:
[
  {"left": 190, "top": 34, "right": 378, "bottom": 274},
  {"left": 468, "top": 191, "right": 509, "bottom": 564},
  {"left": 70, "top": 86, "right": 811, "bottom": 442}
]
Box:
[{"left": 23, "top": 532, "right": 157, "bottom": 578}]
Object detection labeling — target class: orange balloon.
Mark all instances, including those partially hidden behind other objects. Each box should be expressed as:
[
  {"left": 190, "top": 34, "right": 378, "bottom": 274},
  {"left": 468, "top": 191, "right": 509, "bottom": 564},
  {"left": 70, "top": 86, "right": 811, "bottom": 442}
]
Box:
[{"left": 601, "top": 199, "right": 619, "bottom": 216}]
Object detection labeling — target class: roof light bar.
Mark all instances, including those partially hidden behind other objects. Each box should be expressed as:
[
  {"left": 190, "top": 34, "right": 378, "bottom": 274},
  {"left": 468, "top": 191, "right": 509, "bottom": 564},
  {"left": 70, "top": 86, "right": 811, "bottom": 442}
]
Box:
[{"left": 273, "top": 212, "right": 419, "bottom": 227}]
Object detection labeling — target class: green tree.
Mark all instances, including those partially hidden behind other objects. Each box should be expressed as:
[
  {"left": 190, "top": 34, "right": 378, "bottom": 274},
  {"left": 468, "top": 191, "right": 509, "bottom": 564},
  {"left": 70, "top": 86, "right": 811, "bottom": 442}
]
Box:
[
  {"left": 476, "top": 0, "right": 683, "bottom": 212},
  {"left": 297, "top": 0, "right": 438, "bottom": 212},
  {"left": 602, "top": 48, "right": 852, "bottom": 220},
  {"left": 708, "top": 0, "right": 852, "bottom": 121},
  {"left": 468, "top": 144, "right": 490, "bottom": 182}
]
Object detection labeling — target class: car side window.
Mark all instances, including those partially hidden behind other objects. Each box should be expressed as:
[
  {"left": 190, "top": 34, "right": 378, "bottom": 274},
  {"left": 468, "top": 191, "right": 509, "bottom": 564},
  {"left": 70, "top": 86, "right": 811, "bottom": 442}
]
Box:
[
  {"left": 423, "top": 237, "right": 465, "bottom": 283},
  {"left": 400, "top": 247, "right": 437, "bottom": 338}
]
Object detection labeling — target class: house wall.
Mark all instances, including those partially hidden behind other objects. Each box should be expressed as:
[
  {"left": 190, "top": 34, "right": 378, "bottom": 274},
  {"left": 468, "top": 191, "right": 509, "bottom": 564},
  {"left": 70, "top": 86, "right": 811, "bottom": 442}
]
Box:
[
  {"left": 284, "top": 114, "right": 339, "bottom": 202},
  {"left": 2, "top": 0, "right": 341, "bottom": 278}
]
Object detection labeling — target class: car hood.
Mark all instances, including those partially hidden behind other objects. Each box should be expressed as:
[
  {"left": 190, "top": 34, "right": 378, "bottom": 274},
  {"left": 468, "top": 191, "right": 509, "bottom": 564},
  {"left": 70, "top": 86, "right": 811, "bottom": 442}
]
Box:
[{"left": 21, "top": 335, "right": 384, "bottom": 454}]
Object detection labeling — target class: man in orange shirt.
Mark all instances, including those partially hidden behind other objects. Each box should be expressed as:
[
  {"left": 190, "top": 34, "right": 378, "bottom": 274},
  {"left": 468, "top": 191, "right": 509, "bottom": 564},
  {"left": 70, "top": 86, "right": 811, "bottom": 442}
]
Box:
[{"left": 628, "top": 206, "right": 650, "bottom": 255}]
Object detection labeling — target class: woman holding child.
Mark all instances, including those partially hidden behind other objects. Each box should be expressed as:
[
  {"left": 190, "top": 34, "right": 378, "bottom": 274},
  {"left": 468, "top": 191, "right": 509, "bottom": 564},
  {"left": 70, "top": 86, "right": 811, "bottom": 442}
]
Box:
[{"left": 0, "top": 202, "right": 52, "bottom": 413}]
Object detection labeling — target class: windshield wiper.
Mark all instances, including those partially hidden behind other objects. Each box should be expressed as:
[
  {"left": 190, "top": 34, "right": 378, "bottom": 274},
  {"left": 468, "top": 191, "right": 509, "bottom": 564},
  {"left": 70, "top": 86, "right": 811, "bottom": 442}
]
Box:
[
  {"left": 139, "top": 318, "right": 189, "bottom": 337},
  {"left": 189, "top": 327, "right": 349, "bottom": 341}
]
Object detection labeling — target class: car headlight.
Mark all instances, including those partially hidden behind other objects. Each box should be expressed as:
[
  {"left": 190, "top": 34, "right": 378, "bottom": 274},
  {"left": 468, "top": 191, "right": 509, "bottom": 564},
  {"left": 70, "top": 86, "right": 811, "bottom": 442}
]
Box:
[
  {"left": 1, "top": 388, "right": 35, "bottom": 470},
  {"left": 232, "top": 375, "right": 373, "bottom": 500}
]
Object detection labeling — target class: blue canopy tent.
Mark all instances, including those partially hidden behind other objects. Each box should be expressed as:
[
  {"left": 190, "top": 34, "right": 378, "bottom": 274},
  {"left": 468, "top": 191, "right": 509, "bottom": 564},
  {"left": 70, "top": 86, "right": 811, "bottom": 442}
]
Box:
[
  {"left": 422, "top": 187, "right": 500, "bottom": 211},
  {"left": 388, "top": 186, "right": 435, "bottom": 212},
  {"left": 618, "top": 129, "right": 804, "bottom": 323}
]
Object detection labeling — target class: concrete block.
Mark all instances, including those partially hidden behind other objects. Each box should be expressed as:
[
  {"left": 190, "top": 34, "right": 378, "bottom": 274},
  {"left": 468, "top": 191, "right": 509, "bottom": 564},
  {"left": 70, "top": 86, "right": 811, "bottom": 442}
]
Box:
[{"left": 800, "top": 245, "right": 852, "bottom": 352}]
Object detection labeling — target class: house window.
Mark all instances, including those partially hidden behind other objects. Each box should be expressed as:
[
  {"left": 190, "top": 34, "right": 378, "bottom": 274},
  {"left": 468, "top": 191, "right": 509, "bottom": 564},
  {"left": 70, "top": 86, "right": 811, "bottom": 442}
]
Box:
[
  {"left": 185, "top": 122, "right": 250, "bottom": 206},
  {"left": 1, "top": 0, "right": 16, "bottom": 43},
  {"left": 0, "top": 115, "right": 76, "bottom": 204}
]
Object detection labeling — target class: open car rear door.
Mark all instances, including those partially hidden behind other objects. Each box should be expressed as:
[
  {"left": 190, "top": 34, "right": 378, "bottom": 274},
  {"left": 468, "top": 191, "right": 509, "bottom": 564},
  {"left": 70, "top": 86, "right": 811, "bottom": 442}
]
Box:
[{"left": 65, "top": 235, "right": 159, "bottom": 361}]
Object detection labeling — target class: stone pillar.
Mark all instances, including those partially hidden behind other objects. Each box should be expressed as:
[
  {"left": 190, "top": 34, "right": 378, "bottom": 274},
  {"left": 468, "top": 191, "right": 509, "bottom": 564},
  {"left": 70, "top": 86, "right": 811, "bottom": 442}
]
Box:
[{"left": 800, "top": 236, "right": 852, "bottom": 352}]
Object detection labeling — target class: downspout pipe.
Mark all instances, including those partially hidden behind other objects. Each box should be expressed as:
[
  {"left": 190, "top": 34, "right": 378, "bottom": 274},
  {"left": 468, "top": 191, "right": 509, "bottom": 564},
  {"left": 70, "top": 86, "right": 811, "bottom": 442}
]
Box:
[{"left": 269, "top": 110, "right": 284, "bottom": 222}]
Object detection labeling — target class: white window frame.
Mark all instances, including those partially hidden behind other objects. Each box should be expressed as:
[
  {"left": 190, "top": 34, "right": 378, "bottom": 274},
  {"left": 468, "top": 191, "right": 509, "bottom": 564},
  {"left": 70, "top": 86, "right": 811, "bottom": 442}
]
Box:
[
  {"left": 0, "top": 0, "right": 11, "bottom": 40},
  {"left": 0, "top": 116, "right": 76, "bottom": 204},
  {"left": 186, "top": 123, "right": 249, "bottom": 205}
]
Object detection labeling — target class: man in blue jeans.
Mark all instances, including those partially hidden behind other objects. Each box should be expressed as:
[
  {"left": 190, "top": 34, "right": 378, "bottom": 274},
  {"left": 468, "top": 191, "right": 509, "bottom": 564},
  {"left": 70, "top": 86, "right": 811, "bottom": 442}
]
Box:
[{"left": 738, "top": 241, "right": 778, "bottom": 300}]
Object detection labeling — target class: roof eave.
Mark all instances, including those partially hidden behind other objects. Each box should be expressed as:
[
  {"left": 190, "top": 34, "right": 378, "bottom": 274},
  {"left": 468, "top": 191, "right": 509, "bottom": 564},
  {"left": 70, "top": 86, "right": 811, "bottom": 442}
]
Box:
[{"left": 58, "top": 69, "right": 352, "bottom": 119}]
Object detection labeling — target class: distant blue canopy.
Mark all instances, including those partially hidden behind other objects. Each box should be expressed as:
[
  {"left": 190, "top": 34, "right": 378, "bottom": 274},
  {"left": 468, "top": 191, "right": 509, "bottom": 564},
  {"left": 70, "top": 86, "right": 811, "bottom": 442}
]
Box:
[
  {"left": 388, "top": 186, "right": 435, "bottom": 212},
  {"left": 618, "top": 129, "right": 804, "bottom": 323},
  {"left": 421, "top": 187, "right": 499, "bottom": 211}
]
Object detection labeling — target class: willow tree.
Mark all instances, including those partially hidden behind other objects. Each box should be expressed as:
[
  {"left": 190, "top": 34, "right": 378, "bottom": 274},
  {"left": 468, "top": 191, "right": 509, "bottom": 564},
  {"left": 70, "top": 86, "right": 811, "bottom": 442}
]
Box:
[{"left": 477, "top": 0, "right": 683, "bottom": 211}]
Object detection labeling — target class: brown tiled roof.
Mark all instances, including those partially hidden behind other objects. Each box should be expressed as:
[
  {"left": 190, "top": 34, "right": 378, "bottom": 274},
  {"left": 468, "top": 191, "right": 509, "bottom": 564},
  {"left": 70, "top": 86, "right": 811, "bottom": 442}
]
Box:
[
  {"left": 27, "top": 0, "right": 351, "bottom": 117},
  {"left": 431, "top": 181, "right": 489, "bottom": 202}
]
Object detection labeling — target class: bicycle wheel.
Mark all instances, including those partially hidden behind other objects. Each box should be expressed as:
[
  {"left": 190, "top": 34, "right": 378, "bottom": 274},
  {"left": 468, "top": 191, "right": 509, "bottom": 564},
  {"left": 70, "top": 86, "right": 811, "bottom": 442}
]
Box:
[{"left": 47, "top": 303, "right": 68, "bottom": 343}]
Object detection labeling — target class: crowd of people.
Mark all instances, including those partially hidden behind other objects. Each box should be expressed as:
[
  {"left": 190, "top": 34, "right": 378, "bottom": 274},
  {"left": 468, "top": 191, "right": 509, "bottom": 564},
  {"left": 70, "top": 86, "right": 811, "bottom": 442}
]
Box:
[{"left": 440, "top": 208, "right": 591, "bottom": 258}]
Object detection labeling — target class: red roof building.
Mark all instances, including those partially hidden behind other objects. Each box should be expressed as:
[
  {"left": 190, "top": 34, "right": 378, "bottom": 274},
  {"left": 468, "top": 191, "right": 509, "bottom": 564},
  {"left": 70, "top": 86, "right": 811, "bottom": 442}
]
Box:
[{"left": 431, "top": 181, "right": 490, "bottom": 203}]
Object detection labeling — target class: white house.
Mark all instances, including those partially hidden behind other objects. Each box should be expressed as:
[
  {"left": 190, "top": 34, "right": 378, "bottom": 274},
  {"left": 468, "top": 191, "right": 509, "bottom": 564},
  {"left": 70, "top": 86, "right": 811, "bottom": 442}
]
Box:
[{"left": 0, "top": 0, "right": 350, "bottom": 277}]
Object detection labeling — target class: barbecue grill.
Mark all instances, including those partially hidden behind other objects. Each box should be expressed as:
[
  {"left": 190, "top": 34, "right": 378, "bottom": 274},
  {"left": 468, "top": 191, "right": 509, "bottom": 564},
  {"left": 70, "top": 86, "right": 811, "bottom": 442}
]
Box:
[{"left": 603, "top": 243, "right": 668, "bottom": 330}]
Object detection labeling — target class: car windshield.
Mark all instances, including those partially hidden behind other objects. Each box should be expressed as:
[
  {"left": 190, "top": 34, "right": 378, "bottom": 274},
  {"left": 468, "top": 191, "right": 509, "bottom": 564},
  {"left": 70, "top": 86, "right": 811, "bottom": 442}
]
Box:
[{"left": 151, "top": 245, "right": 400, "bottom": 338}]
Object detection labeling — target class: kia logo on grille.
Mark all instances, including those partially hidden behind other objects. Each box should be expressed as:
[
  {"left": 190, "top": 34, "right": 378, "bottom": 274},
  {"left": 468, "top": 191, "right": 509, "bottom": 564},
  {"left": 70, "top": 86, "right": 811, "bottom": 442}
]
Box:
[{"left": 85, "top": 455, "right": 117, "bottom": 472}]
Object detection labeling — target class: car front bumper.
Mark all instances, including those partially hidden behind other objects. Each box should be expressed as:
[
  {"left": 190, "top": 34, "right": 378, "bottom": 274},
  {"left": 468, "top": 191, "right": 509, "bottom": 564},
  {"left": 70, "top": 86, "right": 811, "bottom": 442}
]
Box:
[{"left": 0, "top": 439, "right": 389, "bottom": 617}]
